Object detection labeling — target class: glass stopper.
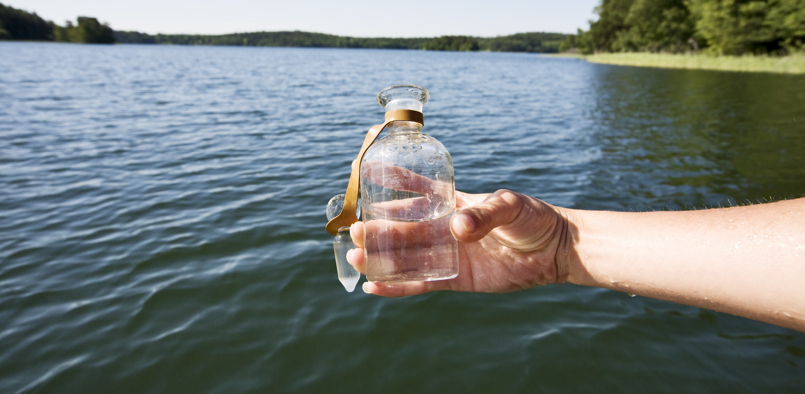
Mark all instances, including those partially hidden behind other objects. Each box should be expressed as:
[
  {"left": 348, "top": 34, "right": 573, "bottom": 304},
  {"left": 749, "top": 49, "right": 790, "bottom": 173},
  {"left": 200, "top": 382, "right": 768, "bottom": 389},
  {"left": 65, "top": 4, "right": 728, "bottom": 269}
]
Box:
[{"left": 377, "top": 84, "right": 429, "bottom": 112}]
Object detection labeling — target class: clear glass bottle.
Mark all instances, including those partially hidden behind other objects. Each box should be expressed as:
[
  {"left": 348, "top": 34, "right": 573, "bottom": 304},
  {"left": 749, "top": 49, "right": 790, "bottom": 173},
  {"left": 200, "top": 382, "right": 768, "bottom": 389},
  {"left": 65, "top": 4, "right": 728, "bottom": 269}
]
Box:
[{"left": 360, "top": 85, "right": 459, "bottom": 282}]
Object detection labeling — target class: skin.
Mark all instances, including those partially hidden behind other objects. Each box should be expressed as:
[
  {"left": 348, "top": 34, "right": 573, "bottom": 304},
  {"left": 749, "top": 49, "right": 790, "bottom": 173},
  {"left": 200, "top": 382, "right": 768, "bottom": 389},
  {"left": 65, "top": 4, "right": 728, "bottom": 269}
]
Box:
[{"left": 347, "top": 189, "right": 805, "bottom": 332}]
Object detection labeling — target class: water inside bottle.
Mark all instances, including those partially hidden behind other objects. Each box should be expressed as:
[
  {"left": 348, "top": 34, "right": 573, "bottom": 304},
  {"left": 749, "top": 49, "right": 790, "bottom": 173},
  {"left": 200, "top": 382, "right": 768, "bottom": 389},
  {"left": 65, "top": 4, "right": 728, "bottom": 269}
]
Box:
[{"left": 362, "top": 194, "right": 459, "bottom": 282}]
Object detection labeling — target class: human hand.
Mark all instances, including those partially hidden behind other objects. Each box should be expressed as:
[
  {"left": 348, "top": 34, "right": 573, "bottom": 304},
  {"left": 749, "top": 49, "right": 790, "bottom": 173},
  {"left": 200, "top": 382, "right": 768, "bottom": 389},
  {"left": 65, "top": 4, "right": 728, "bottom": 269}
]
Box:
[{"left": 347, "top": 188, "right": 572, "bottom": 297}]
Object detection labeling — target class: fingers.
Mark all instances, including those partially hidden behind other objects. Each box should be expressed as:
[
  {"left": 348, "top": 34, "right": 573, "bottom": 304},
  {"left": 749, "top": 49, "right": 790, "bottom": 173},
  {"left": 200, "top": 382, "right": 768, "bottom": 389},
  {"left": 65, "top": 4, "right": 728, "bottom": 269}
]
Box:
[
  {"left": 361, "top": 160, "right": 430, "bottom": 193},
  {"left": 366, "top": 197, "right": 431, "bottom": 219},
  {"left": 344, "top": 242, "right": 453, "bottom": 297},
  {"left": 362, "top": 279, "right": 452, "bottom": 297},
  {"left": 347, "top": 218, "right": 455, "bottom": 297},
  {"left": 364, "top": 217, "right": 450, "bottom": 252},
  {"left": 450, "top": 189, "right": 524, "bottom": 243},
  {"left": 349, "top": 221, "right": 364, "bottom": 248},
  {"left": 345, "top": 247, "right": 366, "bottom": 274},
  {"left": 361, "top": 161, "right": 452, "bottom": 199},
  {"left": 346, "top": 222, "right": 366, "bottom": 273},
  {"left": 346, "top": 245, "right": 453, "bottom": 297},
  {"left": 455, "top": 190, "right": 489, "bottom": 209}
]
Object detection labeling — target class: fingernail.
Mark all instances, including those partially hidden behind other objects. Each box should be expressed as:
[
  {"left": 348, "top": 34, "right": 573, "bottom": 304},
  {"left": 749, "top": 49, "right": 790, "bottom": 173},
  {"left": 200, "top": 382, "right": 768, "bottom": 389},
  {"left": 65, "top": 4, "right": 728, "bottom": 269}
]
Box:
[
  {"left": 362, "top": 282, "right": 373, "bottom": 294},
  {"left": 454, "top": 213, "right": 475, "bottom": 234}
]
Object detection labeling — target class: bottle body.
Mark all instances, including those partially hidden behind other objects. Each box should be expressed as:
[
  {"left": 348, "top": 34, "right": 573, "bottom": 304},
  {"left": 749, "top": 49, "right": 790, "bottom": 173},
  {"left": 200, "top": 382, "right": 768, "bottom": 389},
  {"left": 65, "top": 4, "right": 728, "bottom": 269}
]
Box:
[{"left": 360, "top": 123, "right": 459, "bottom": 282}]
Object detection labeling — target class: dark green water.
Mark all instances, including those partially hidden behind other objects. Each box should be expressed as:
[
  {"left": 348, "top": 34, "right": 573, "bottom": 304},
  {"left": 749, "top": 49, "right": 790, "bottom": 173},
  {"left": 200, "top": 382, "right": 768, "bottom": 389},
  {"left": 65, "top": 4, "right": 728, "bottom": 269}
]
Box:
[{"left": 1, "top": 42, "right": 804, "bottom": 393}]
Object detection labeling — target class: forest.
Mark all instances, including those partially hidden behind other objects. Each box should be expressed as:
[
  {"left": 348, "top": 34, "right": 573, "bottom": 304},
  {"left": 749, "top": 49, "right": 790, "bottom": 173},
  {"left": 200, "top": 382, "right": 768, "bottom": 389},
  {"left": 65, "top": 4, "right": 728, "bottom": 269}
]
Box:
[
  {"left": 0, "top": 3, "right": 112, "bottom": 43},
  {"left": 110, "top": 31, "right": 566, "bottom": 53},
  {"left": 562, "top": 0, "right": 805, "bottom": 55}
]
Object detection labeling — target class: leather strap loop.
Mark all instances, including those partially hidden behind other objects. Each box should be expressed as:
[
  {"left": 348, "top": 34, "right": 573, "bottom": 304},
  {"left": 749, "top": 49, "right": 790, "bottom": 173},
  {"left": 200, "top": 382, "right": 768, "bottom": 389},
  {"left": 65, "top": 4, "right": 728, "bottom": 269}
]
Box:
[
  {"left": 325, "top": 109, "right": 424, "bottom": 235},
  {"left": 384, "top": 109, "right": 423, "bottom": 125}
]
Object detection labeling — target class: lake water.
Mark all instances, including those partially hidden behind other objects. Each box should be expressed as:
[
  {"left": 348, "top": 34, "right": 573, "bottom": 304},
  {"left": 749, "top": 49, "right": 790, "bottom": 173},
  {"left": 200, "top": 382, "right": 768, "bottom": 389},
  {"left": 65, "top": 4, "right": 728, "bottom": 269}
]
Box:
[{"left": 1, "top": 42, "right": 804, "bottom": 393}]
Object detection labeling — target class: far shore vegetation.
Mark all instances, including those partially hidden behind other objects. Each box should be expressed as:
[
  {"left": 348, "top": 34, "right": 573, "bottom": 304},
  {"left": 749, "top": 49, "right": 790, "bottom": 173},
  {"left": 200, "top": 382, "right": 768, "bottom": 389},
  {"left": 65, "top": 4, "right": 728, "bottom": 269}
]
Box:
[
  {"left": 2, "top": 1, "right": 804, "bottom": 74},
  {"left": 551, "top": 0, "right": 804, "bottom": 74},
  {"left": 561, "top": 0, "right": 804, "bottom": 56},
  {"left": 111, "top": 31, "right": 568, "bottom": 53},
  {"left": 0, "top": 3, "right": 565, "bottom": 53},
  {"left": 557, "top": 0, "right": 804, "bottom": 72}
]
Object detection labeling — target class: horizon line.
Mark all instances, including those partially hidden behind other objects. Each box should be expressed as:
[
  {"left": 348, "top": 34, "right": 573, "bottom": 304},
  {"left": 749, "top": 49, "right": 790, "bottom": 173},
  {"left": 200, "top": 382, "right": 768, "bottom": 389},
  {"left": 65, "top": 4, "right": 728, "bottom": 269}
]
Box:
[{"left": 113, "top": 29, "right": 571, "bottom": 39}]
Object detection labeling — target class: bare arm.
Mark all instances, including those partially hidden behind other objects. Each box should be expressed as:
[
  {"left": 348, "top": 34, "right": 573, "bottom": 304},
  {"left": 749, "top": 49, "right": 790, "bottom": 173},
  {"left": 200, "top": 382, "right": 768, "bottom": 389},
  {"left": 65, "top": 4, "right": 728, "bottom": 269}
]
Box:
[
  {"left": 348, "top": 184, "right": 805, "bottom": 332},
  {"left": 563, "top": 199, "right": 805, "bottom": 331}
]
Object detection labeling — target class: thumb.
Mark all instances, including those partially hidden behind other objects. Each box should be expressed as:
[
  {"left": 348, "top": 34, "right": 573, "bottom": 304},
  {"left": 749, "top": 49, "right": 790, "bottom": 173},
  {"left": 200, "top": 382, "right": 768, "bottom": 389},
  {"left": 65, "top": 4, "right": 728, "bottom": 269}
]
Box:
[{"left": 450, "top": 190, "right": 524, "bottom": 243}]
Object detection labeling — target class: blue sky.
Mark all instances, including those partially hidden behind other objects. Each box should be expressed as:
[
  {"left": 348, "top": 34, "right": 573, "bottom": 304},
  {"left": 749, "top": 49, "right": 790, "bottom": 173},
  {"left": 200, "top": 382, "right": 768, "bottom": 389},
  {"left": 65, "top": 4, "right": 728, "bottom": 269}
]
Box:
[{"left": 9, "top": 0, "right": 600, "bottom": 37}]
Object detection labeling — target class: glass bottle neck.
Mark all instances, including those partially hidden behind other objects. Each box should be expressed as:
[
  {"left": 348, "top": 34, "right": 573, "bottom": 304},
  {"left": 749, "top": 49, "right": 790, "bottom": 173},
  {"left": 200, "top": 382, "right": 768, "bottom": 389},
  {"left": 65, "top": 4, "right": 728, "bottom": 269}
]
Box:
[{"left": 387, "top": 121, "right": 422, "bottom": 135}]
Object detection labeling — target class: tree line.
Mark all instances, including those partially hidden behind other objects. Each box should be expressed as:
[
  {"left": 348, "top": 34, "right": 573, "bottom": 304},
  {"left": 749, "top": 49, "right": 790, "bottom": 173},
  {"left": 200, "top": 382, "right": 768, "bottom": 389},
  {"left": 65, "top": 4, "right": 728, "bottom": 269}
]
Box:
[
  {"left": 0, "top": 3, "right": 112, "bottom": 43},
  {"left": 112, "top": 31, "right": 566, "bottom": 53},
  {"left": 111, "top": 30, "right": 432, "bottom": 49},
  {"left": 1, "top": 2, "right": 566, "bottom": 53},
  {"left": 561, "top": 0, "right": 805, "bottom": 55}
]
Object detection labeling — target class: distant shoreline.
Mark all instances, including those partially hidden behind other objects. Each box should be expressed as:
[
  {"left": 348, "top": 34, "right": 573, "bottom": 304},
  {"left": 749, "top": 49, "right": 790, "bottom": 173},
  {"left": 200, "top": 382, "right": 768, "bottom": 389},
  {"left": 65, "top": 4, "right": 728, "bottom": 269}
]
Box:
[{"left": 109, "top": 30, "right": 568, "bottom": 54}]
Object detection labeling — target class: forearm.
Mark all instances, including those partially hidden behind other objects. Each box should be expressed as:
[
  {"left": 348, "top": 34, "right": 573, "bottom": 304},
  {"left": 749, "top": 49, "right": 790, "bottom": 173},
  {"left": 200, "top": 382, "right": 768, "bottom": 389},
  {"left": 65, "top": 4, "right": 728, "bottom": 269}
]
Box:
[{"left": 562, "top": 199, "right": 805, "bottom": 332}]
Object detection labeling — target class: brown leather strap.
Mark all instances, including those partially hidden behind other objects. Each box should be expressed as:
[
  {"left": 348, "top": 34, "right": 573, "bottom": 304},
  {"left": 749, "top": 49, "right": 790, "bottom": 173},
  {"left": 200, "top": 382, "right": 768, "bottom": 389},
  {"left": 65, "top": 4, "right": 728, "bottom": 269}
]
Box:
[
  {"left": 325, "top": 109, "right": 423, "bottom": 235},
  {"left": 385, "top": 109, "right": 423, "bottom": 125}
]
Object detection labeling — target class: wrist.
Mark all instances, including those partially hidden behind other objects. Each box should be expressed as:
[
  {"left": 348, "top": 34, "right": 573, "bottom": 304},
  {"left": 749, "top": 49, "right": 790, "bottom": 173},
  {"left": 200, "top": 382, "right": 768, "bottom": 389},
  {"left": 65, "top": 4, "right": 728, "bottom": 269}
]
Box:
[
  {"left": 553, "top": 207, "right": 590, "bottom": 286},
  {"left": 549, "top": 206, "right": 578, "bottom": 285}
]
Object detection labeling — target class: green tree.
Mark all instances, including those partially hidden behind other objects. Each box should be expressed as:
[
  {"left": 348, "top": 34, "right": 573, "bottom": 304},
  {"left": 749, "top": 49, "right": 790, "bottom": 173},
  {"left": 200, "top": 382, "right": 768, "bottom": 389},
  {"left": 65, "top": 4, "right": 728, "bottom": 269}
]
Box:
[
  {"left": 762, "top": 0, "right": 805, "bottom": 51},
  {"left": 0, "top": 2, "right": 54, "bottom": 40},
  {"left": 113, "top": 30, "right": 156, "bottom": 44},
  {"left": 74, "top": 16, "right": 114, "bottom": 43},
  {"left": 576, "top": 29, "right": 595, "bottom": 54},
  {"left": 575, "top": 0, "right": 805, "bottom": 56},
  {"left": 689, "top": 0, "right": 805, "bottom": 54},
  {"left": 53, "top": 20, "right": 70, "bottom": 42},
  {"left": 692, "top": 0, "right": 756, "bottom": 54},
  {"left": 55, "top": 17, "right": 114, "bottom": 44},
  {"left": 0, "top": 21, "right": 9, "bottom": 39},
  {"left": 588, "top": 0, "right": 635, "bottom": 52},
  {"left": 479, "top": 32, "right": 566, "bottom": 53},
  {"left": 423, "top": 36, "right": 480, "bottom": 51},
  {"left": 559, "top": 34, "right": 576, "bottom": 52},
  {"left": 613, "top": 0, "right": 696, "bottom": 53}
]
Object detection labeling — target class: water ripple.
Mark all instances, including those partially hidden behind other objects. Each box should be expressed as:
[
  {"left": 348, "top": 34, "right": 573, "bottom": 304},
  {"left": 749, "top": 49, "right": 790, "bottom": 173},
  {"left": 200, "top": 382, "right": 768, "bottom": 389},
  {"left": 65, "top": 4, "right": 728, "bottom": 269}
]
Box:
[{"left": 1, "top": 42, "right": 804, "bottom": 393}]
